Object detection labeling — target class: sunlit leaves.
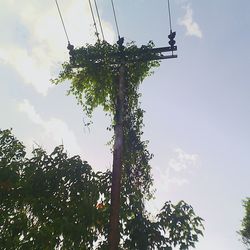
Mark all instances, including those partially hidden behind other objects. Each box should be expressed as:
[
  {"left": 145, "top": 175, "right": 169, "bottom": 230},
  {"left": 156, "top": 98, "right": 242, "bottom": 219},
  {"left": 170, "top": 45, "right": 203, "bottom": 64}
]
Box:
[
  {"left": 1, "top": 130, "right": 204, "bottom": 249},
  {"left": 239, "top": 198, "right": 250, "bottom": 248},
  {"left": 46, "top": 40, "right": 205, "bottom": 249},
  {"left": 0, "top": 129, "right": 111, "bottom": 249},
  {"left": 157, "top": 201, "right": 204, "bottom": 249},
  {"left": 52, "top": 41, "right": 159, "bottom": 117}
]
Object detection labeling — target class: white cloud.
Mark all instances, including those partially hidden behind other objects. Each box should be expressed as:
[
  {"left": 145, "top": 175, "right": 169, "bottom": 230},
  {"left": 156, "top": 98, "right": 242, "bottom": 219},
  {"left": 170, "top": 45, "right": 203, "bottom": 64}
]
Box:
[
  {"left": 168, "top": 177, "right": 189, "bottom": 186},
  {"left": 153, "top": 148, "right": 200, "bottom": 192},
  {"left": 0, "top": 0, "right": 115, "bottom": 95},
  {"left": 18, "top": 99, "right": 44, "bottom": 125},
  {"left": 153, "top": 163, "right": 189, "bottom": 188},
  {"left": 169, "top": 148, "right": 199, "bottom": 172},
  {"left": 0, "top": 47, "right": 53, "bottom": 95},
  {"left": 18, "top": 99, "right": 82, "bottom": 156},
  {"left": 178, "top": 5, "right": 203, "bottom": 38}
]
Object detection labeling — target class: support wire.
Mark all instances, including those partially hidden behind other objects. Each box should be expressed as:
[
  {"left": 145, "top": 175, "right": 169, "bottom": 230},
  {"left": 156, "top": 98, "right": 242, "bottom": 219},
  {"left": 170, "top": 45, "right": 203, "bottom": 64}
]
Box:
[
  {"left": 55, "top": 0, "right": 70, "bottom": 43},
  {"left": 88, "top": 0, "right": 100, "bottom": 41},
  {"left": 167, "top": 0, "right": 173, "bottom": 32},
  {"left": 110, "top": 0, "right": 120, "bottom": 38},
  {"left": 94, "top": 0, "right": 105, "bottom": 40}
]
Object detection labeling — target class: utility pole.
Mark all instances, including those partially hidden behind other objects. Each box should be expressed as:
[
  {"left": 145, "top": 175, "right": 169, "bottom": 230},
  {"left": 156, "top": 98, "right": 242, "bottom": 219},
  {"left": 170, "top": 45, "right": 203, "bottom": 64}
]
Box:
[
  {"left": 106, "top": 36, "right": 177, "bottom": 249},
  {"left": 108, "top": 59, "right": 125, "bottom": 250},
  {"left": 108, "top": 38, "right": 127, "bottom": 250},
  {"left": 67, "top": 34, "right": 177, "bottom": 250},
  {"left": 56, "top": 0, "right": 177, "bottom": 248}
]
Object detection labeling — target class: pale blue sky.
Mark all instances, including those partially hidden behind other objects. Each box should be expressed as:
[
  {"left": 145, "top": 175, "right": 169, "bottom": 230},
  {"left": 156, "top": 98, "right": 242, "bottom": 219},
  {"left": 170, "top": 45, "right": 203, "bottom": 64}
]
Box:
[{"left": 1, "top": 1, "right": 250, "bottom": 249}]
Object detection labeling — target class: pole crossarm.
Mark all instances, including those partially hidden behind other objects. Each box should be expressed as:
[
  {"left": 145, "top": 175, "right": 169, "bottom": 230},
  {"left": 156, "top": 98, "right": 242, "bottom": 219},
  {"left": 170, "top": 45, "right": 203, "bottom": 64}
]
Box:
[
  {"left": 65, "top": 39, "right": 177, "bottom": 250},
  {"left": 67, "top": 44, "right": 177, "bottom": 68}
]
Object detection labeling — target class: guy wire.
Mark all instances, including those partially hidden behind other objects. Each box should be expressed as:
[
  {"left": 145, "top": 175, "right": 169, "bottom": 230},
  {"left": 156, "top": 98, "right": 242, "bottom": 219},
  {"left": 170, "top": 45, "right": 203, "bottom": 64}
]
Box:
[
  {"left": 110, "top": 0, "right": 120, "bottom": 38},
  {"left": 88, "top": 0, "right": 100, "bottom": 41},
  {"left": 167, "top": 0, "right": 173, "bottom": 32},
  {"left": 55, "top": 0, "right": 70, "bottom": 43},
  {"left": 94, "top": 0, "right": 105, "bottom": 40}
]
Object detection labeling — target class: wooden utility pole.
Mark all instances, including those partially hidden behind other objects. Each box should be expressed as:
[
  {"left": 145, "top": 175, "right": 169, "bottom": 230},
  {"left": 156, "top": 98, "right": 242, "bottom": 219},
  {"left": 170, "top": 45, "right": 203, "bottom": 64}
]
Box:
[
  {"left": 57, "top": 0, "right": 177, "bottom": 248},
  {"left": 108, "top": 62, "right": 125, "bottom": 250},
  {"left": 107, "top": 35, "right": 177, "bottom": 249},
  {"left": 67, "top": 35, "right": 177, "bottom": 250}
]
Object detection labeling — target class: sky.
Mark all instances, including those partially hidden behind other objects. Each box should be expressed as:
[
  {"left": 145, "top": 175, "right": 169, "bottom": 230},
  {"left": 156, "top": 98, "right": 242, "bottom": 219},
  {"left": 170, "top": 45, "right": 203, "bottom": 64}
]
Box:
[{"left": 0, "top": 0, "right": 250, "bottom": 249}]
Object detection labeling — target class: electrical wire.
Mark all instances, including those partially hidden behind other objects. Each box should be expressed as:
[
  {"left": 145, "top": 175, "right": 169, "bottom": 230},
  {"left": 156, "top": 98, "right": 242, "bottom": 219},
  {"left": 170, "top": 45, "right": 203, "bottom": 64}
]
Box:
[
  {"left": 88, "top": 0, "right": 100, "bottom": 41},
  {"left": 167, "top": 0, "right": 173, "bottom": 32},
  {"left": 110, "top": 0, "right": 120, "bottom": 38},
  {"left": 54, "top": 0, "right": 70, "bottom": 43},
  {"left": 94, "top": 0, "right": 105, "bottom": 40}
]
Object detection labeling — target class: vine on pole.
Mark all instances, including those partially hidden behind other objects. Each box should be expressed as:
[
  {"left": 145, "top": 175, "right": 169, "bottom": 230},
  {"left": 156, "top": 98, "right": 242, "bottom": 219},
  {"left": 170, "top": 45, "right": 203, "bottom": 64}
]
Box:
[{"left": 52, "top": 40, "right": 204, "bottom": 249}]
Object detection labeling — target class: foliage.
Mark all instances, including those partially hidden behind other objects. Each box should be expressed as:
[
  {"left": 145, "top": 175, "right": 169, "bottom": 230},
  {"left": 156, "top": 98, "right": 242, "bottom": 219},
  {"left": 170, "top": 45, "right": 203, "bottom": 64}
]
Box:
[
  {"left": 51, "top": 40, "right": 204, "bottom": 248},
  {"left": 53, "top": 40, "right": 160, "bottom": 207},
  {"left": 0, "top": 129, "right": 110, "bottom": 249},
  {"left": 0, "top": 129, "right": 204, "bottom": 249},
  {"left": 239, "top": 198, "right": 250, "bottom": 249},
  {"left": 52, "top": 41, "right": 159, "bottom": 117}
]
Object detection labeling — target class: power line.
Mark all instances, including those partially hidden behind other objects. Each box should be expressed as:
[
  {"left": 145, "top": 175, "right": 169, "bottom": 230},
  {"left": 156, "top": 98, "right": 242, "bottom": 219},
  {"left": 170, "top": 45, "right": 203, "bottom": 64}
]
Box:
[
  {"left": 110, "top": 0, "right": 121, "bottom": 39},
  {"left": 167, "top": 0, "right": 173, "bottom": 32},
  {"left": 88, "top": 0, "right": 100, "bottom": 41},
  {"left": 94, "top": 0, "right": 105, "bottom": 40},
  {"left": 54, "top": 0, "right": 71, "bottom": 43}
]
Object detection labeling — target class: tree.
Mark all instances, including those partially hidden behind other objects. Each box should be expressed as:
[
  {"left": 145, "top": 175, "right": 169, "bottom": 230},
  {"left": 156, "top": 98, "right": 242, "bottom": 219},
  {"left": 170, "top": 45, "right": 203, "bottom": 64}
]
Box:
[
  {"left": 0, "top": 129, "right": 110, "bottom": 249},
  {"left": 52, "top": 40, "right": 204, "bottom": 249},
  {"left": 0, "top": 129, "right": 204, "bottom": 249},
  {"left": 239, "top": 198, "right": 250, "bottom": 249},
  {"left": 53, "top": 40, "right": 161, "bottom": 249}
]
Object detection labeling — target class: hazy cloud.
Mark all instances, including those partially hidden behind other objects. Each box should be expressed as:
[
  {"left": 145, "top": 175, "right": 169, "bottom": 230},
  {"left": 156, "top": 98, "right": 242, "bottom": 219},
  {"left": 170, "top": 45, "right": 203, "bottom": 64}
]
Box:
[
  {"left": 18, "top": 99, "right": 44, "bottom": 125},
  {"left": 18, "top": 99, "right": 82, "bottom": 156},
  {"left": 169, "top": 148, "right": 199, "bottom": 172},
  {"left": 0, "top": 0, "right": 115, "bottom": 95},
  {"left": 178, "top": 5, "right": 203, "bottom": 38},
  {"left": 153, "top": 148, "right": 200, "bottom": 191},
  {"left": 168, "top": 177, "right": 189, "bottom": 186}
]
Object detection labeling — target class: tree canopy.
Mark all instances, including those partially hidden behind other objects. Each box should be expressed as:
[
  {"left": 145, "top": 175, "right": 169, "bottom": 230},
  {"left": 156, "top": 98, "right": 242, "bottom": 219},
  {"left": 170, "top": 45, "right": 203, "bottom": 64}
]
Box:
[
  {"left": 52, "top": 41, "right": 159, "bottom": 118},
  {"left": 239, "top": 198, "right": 250, "bottom": 249},
  {"left": 53, "top": 40, "right": 204, "bottom": 249},
  {"left": 0, "top": 40, "right": 204, "bottom": 249},
  {"left": 0, "top": 129, "right": 204, "bottom": 249}
]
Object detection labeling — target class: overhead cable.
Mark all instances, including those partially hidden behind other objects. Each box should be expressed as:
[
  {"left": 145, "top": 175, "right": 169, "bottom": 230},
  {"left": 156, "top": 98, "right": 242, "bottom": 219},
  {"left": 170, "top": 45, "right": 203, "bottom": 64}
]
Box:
[
  {"left": 167, "top": 0, "right": 173, "bottom": 32},
  {"left": 88, "top": 0, "right": 100, "bottom": 41},
  {"left": 54, "top": 0, "right": 71, "bottom": 43},
  {"left": 110, "top": 0, "right": 121, "bottom": 38},
  {"left": 94, "top": 0, "right": 105, "bottom": 40}
]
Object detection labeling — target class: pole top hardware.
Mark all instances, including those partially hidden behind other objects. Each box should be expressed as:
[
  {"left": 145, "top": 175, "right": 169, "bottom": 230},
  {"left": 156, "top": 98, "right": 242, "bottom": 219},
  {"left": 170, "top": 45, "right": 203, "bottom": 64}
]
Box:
[
  {"left": 67, "top": 43, "right": 76, "bottom": 64},
  {"left": 117, "top": 37, "right": 124, "bottom": 52},
  {"left": 67, "top": 38, "right": 177, "bottom": 66}
]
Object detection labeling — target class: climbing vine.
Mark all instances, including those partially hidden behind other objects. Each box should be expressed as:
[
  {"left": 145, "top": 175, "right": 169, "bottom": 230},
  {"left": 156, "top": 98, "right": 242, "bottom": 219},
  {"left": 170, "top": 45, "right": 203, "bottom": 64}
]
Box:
[
  {"left": 51, "top": 40, "right": 204, "bottom": 248},
  {"left": 53, "top": 40, "right": 160, "bottom": 203},
  {"left": 52, "top": 41, "right": 159, "bottom": 117},
  {"left": 1, "top": 129, "right": 204, "bottom": 249},
  {"left": 53, "top": 40, "right": 159, "bottom": 194}
]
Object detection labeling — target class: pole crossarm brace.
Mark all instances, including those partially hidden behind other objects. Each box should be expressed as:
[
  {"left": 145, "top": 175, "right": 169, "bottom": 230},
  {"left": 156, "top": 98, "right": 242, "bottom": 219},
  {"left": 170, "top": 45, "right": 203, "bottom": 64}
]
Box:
[
  {"left": 66, "top": 39, "right": 177, "bottom": 250},
  {"left": 67, "top": 43, "right": 177, "bottom": 67}
]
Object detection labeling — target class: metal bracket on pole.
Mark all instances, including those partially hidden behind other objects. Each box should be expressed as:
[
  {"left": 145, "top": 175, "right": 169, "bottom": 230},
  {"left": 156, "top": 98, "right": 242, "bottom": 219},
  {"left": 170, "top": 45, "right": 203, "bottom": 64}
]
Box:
[{"left": 68, "top": 45, "right": 177, "bottom": 67}]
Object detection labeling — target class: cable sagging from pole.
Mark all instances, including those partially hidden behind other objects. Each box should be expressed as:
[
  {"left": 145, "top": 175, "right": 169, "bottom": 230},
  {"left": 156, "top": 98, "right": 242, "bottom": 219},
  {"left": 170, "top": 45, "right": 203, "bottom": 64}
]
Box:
[
  {"left": 110, "top": 0, "right": 121, "bottom": 39},
  {"left": 167, "top": 0, "right": 173, "bottom": 32},
  {"left": 88, "top": 0, "right": 100, "bottom": 41},
  {"left": 94, "top": 0, "right": 105, "bottom": 40},
  {"left": 55, "top": 0, "right": 71, "bottom": 44}
]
